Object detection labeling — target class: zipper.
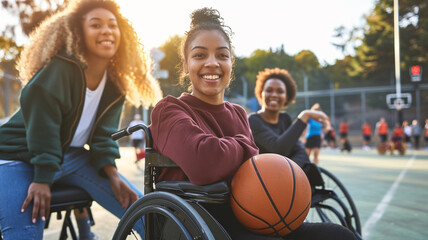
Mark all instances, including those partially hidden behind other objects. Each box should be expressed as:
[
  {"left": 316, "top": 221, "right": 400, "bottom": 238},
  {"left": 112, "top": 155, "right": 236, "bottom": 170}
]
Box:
[
  {"left": 56, "top": 55, "right": 86, "bottom": 149},
  {"left": 87, "top": 95, "right": 122, "bottom": 145}
]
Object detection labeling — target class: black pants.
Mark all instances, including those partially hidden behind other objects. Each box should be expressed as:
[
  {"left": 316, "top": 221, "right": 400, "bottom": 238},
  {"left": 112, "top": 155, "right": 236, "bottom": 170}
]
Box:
[
  {"left": 413, "top": 135, "right": 420, "bottom": 149},
  {"left": 202, "top": 203, "right": 357, "bottom": 240}
]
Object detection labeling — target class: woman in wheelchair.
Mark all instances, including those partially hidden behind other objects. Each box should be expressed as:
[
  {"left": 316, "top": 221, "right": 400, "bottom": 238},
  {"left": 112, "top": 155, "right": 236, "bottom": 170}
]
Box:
[
  {"left": 0, "top": 0, "right": 161, "bottom": 239},
  {"left": 388, "top": 123, "right": 406, "bottom": 155},
  {"left": 248, "top": 68, "right": 358, "bottom": 239},
  {"left": 149, "top": 8, "right": 357, "bottom": 240},
  {"left": 248, "top": 68, "right": 330, "bottom": 177}
]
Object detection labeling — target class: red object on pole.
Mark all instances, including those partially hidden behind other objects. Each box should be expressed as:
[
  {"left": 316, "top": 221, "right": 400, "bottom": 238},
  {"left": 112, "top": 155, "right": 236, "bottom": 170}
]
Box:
[{"left": 411, "top": 65, "right": 421, "bottom": 75}]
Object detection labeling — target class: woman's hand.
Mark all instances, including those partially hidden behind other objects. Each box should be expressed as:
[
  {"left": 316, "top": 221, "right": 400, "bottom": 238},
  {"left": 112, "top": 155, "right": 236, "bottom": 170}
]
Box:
[
  {"left": 298, "top": 110, "right": 329, "bottom": 124},
  {"left": 104, "top": 164, "right": 138, "bottom": 208},
  {"left": 21, "top": 182, "right": 51, "bottom": 223}
]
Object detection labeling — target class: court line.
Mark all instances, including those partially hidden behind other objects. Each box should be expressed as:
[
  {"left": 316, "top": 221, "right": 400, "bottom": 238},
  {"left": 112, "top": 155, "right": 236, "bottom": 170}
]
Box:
[{"left": 362, "top": 153, "right": 416, "bottom": 239}]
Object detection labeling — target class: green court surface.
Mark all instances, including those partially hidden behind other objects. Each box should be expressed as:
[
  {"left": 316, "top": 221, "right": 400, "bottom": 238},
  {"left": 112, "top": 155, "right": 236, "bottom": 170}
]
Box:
[
  {"left": 318, "top": 148, "right": 428, "bottom": 240},
  {"left": 43, "top": 147, "right": 428, "bottom": 240}
]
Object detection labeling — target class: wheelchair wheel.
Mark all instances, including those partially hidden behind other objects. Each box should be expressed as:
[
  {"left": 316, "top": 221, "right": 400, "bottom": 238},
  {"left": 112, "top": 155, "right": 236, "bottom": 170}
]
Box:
[
  {"left": 113, "top": 191, "right": 215, "bottom": 240},
  {"left": 307, "top": 167, "right": 362, "bottom": 238}
]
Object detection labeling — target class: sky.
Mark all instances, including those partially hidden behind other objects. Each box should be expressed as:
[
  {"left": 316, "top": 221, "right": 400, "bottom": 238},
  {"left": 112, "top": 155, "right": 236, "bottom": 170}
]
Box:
[
  {"left": 116, "top": 0, "right": 376, "bottom": 65},
  {"left": 2, "top": 0, "right": 376, "bottom": 65}
]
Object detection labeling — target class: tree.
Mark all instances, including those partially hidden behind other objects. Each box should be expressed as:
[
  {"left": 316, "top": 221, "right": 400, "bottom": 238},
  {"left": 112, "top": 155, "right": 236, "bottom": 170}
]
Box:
[
  {"left": 294, "top": 50, "right": 320, "bottom": 71},
  {"left": 346, "top": 0, "right": 427, "bottom": 84},
  {"left": 0, "top": 36, "right": 21, "bottom": 61},
  {"left": 324, "top": 56, "right": 355, "bottom": 88},
  {"left": 244, "top": 48, "right": 296, "bottom": 83},
  {"left": 1, "top": 0, "right": 67, "bottom": 37},
  {"left": 158, "top": 35, "right": 185, "bottom": 97}
]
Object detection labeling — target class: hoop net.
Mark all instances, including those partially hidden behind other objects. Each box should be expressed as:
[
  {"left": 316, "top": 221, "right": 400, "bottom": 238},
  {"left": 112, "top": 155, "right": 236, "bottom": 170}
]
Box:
[{"left": 394, "top": 99, "right": 403, "bottom": 110}]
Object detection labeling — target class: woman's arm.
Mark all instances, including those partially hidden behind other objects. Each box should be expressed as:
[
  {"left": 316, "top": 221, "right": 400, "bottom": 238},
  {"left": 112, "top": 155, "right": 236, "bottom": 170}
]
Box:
[
  {"left": 297, "top": 110, "right": 329, "bottom": 124},
  {"left": 103, "top": 164, "right": 138, "bottom": 208},
  {"left": 289, "top": 142, "right": 311, "bottom": 169}
]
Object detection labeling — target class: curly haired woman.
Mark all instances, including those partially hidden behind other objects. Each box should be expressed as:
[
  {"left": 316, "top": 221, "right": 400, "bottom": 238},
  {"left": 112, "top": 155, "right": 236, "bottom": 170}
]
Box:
[
  {"left": 249, "top": 68, "right": 330, "bottom": 169},
  {"left": 0, "top": 0, "right": 161, "bottom": 239},
  {"left": 249, "top": 68, "right": 355, "bottom": 240}
]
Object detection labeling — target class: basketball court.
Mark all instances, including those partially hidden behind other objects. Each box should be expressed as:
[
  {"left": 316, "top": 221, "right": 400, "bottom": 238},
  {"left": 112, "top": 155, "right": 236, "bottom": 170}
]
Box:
[
  {"left": 43, "top": 147, "right": 428, "bottom": 240},
  {"left": 319, "top": 148, "right": 428, "bottom": 240}
]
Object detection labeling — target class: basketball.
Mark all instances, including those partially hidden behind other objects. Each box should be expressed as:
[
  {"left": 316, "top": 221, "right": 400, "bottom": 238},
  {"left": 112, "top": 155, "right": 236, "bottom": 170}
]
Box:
[
  {"left": 230, "top": 153, "right": 311, "bottom": 237},
  {"left": 377, "top": 143, "right": 387, "bottom": 155}
]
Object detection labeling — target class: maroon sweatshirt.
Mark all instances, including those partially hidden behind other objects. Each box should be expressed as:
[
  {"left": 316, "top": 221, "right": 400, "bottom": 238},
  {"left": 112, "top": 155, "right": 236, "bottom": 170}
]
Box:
[{"left": 149, "top": 93, "right": 259, "bottom": 185}]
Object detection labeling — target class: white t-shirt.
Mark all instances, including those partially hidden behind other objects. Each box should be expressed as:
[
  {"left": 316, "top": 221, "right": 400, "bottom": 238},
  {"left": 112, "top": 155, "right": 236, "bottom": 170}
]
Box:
[
  {"left": 70, "top": 72, "right": 107, "bottom": 147},
  {"left": 1, "top": 72, "right": 107, "bottom": 163},
  {"left": 403, "top": 126, "right": 412, "bottom": 137}
]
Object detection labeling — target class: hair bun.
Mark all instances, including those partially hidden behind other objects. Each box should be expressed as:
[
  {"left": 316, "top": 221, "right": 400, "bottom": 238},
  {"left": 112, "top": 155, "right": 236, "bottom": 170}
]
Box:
[{"left": 190, "top": 7, "right": 223, "bottom": 28}]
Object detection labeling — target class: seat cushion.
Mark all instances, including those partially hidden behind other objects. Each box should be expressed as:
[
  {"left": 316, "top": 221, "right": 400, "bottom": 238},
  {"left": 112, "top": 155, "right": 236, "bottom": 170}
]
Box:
[{"left": 50, "top": 184, "right": 92, "bottom": 205}]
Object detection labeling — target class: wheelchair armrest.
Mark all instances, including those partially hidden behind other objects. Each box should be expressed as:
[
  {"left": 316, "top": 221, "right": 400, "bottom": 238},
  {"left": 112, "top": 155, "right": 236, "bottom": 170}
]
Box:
[
  {"left": 304, "top": 163, "right": 324, "bottom": 188},
  {"left": 155, "top": 180, "right": 230, "bottom": 204}
]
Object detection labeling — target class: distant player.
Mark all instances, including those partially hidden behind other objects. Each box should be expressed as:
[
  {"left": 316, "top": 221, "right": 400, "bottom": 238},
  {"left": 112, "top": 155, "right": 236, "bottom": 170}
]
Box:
[
  {"left": 376, "top": 117, "right": 389, "bottom": 154},
  {"left": 362, "top": 121, "right": 372, "bottom": 150},
  {"left": 128, "top": 114, "right": 146, "bottom": 163}
]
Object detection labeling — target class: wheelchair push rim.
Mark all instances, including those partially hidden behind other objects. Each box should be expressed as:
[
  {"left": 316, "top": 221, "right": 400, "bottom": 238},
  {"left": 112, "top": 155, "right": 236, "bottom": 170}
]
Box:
[
  {"left": 307, "top": 166, "right": 362, "bottom": 237},
  {"left": 113, "top": 191, "right": 215, "bottom": 240}
]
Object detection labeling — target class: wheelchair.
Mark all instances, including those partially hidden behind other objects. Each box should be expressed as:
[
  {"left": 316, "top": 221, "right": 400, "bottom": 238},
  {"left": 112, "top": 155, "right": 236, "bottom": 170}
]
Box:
[
  {"left": 387, "top": 139, "right": 406, "bottom": 155},
  {"left": 111, "top": 124, "right": 362, "bottom": 240}
]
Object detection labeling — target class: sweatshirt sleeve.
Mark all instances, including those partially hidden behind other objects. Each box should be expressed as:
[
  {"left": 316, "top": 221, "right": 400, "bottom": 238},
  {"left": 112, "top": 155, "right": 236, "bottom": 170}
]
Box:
[
  {"left": 150, "top": 99, "right": 258, "bottom": 185},
  {"left": 20, "top": 64, "right": 72, "bottom": 183},
  {"left": 249, "top": 114, "right": 306, "bottom": 157},
  {"left": 288, "top": 142, "right": 311, "bottom": 169}
]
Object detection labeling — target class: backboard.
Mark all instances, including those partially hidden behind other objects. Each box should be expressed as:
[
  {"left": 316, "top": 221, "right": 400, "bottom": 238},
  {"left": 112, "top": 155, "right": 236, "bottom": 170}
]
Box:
[{"left": 386, "top": 93, "right": 412, "bottom": 110}]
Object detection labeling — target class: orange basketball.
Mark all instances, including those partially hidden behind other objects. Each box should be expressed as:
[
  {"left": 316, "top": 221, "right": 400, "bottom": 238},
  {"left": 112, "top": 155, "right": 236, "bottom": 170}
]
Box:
[{"left": 230, "top": 153, "right": 311, "bottom": 237}]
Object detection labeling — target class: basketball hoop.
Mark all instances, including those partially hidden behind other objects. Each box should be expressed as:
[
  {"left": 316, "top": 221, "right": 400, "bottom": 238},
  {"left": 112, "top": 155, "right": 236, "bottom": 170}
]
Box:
[
  {"left": 386, "top": 94, "right": 412, "bottom": 109},
  {"left": 395, "top": 102, "right": 403, "bottom": 111}
]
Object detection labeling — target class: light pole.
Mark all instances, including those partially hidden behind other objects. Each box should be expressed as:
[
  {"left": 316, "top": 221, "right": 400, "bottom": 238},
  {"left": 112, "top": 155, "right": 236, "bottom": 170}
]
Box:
[{"left": 393, "top": 0, "right": 403, "bottom": 124}]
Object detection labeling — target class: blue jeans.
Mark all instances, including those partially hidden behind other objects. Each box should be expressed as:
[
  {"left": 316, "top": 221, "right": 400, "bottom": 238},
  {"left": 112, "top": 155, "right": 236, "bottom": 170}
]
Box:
[{"left": 0, "top": 148, "right": 144, "bottom": 239}]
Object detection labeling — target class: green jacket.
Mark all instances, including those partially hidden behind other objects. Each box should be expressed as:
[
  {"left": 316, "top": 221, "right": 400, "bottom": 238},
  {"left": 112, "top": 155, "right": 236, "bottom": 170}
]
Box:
[{"left": 0, "top": 52, "right": 125, "bottom": 184}]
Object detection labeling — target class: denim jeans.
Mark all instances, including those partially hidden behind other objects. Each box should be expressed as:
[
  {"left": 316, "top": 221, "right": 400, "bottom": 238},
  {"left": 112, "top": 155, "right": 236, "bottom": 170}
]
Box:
[{"left": 0, "top": 147, "right": 144, "bottom": 239}]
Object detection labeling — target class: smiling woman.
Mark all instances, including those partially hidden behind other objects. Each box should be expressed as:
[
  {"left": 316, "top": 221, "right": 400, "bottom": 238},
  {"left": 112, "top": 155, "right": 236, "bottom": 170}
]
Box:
[
  {"left": 82, "top": 8, "right": 121, "bottom": 63},
  {"left": 0, "top": 0, "right": 161, "bottom": 239},
  {"left": 183, "top": 29, "right": 233, "bottom": 105}
]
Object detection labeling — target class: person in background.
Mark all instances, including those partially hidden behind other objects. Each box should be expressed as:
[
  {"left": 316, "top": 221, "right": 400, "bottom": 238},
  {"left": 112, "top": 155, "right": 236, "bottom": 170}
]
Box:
[
  {"left": 390, "top": 123, "right": 405, "bottom": 155},
  {"left": 128, "top": 113, "right": 146, "bottom": 163},
  {"left": 324, "top": 121, "right": 338, "bottom": 150},
  {"left": 339, "top": 119, "right": 351, "bottom": 152},
  {"left": 0, "top": 0, "right": 162, "bottom": 239},
  {"left": 411, "top": 119, "right": 421, "bottom": 150},
  {"left": 149, "top": 8, "right": 356, "bottom": 240},
  {"left": 392, "top": 123, "right": 404, "bottom": 142},
  {"left": 376, "top": 117, "right": 389, "bottom": 143},
  {"left": 424, "top": 119, "right": 428, "bottom": 151},
  {"left": 362, "top": 120, "right": 372, "bottom": 151},
  {"left": 305, "top": 103, "right": 329, "bottom": 164},
  {"left": 402, "top": 120, "right": 412, "bottom": 149}
]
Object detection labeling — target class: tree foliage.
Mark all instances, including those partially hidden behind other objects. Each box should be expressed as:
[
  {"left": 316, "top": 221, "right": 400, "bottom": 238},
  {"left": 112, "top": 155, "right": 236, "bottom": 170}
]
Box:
[
  {"left": 295, "top": 50, "right": 320, "bottom": 71},
  {"left": 0, "top": 36, "right": 21, "bottom": 61},
  {"left": 158, "top": 34, "right": 185, "bottom": 97},
  {"left": 347, "top": 0, "right": 427, "bottom": 84},
  {"left": 1, "top": 0, "right": 67, "bottom": 37}
]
